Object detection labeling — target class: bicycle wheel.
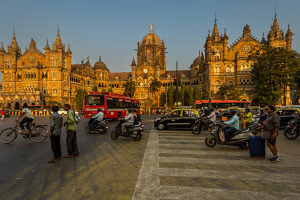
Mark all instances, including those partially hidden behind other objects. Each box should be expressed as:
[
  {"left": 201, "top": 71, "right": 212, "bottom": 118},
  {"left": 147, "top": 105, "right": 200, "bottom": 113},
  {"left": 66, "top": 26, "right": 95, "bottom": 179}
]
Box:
[
  {"left": 0, "top": 128, "right": 17, "bottom": 144},
  {"left": 30, "top": 126, "right": 48, "bottom": 143}
]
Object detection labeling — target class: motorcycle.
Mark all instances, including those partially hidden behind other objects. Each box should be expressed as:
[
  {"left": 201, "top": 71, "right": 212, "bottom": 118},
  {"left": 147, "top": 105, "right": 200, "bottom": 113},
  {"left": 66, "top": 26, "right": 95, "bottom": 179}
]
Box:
[
  {"left": 205, "top": 122, "right": 251, "bottom": 150},
  {"left": 111, "top": 119, "right": 144, "bottom": 141},
  {"left": 284, "top": 118, "right": 299, "bottom": 140},
  {"left": 85, "top": 118, "right": 109, "bottom": 134},
  {"left": 191, "top": 116, "right": 213, "bottom": 135}
]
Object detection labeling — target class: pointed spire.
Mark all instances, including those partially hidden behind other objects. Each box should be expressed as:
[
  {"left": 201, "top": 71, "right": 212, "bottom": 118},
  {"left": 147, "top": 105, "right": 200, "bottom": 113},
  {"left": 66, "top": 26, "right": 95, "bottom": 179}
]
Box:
[
  {"left": 261, "top": 32, "right": 267, "bottom": 44},
  {"left": 243, "top": 24, "right": 251, "bottom": 37},
  {"left": 286, "top": 24, "right": 292, "bottom": 37},
  {"left": 10, "top": 30, "right": 19, "bottom": 51},
  {"left": 198, "top": 50, "right": 200, "bottom": 57},
  {"left": 29, "top": 38, "right": 36, "bottom": 49},
  {"left": 67, "top": 44, "right": 72, "bottom": 54},
  {"left": 44, "top": 39, "right": 50, "bottom": 50},
  {"left": 99, "top": 56, "right": 102, "bottom": 61},
  {"left": 212, "top": 17, "right": 220, "bottom": 38},
  {"left": 272, "top": 9, "right": 280, "bottom": 31},
  {"left": 131, "top": 57, "right": 136, "bottom": 66},
  {"left": 53, "top": 26, "right": 63, "bottom": 50},
  {"left": 223, "top": 28, "right": 228, "bottom": 40},
  {"left": 150, "top": 24, "right": 153, "bottom": 33},
  {"left": 0, "top": 42, "right": 5, "bottom": 53}
]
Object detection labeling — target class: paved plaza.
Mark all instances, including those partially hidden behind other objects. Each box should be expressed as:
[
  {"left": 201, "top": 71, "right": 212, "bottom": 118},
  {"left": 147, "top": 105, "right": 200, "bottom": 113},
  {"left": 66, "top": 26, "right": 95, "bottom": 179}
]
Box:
[{"left": 0, "top": 116, "right": 300, "bottom": 200}]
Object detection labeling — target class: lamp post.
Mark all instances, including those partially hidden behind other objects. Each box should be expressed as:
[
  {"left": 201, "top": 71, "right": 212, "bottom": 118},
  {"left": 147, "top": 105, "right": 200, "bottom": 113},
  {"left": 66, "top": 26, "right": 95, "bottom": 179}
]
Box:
[{"left": 176, "top": 61, "right": 179, "bottom": 108}]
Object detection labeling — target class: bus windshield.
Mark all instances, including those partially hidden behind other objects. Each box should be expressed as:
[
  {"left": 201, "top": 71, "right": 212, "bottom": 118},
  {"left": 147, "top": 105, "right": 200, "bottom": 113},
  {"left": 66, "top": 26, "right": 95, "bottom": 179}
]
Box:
[{"left": 85, "top": 95, "right": 104, "bottom": 105}]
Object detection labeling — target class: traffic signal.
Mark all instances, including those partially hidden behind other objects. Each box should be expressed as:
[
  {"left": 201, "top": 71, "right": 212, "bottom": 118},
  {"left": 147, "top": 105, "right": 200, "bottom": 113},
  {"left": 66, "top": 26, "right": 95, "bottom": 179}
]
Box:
[{"left": 173, "top": 76, "right": 177, "bottom": 86}]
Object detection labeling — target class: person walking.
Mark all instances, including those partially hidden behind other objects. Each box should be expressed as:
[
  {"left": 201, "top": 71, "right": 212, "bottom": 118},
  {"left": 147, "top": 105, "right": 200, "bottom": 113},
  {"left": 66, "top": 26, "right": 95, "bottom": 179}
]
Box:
[
  {"left": 48, "top": 106, "right": 63, "bottom": 163},
  {"left": 63, "top": 104, "right": 79, "bottom": 158},
  {"left": 262, "top": 105, "right": 280, "bottom": 163}
]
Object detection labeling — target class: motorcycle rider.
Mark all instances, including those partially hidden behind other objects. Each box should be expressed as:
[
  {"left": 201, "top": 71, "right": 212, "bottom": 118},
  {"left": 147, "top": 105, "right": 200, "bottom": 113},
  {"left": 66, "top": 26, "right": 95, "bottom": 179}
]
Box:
[
  {"left": 91, "top": 108, "right": 104, "bottom": 131},
  {"left": 122, "top": 108, "right": 135, "bottom": 133},
  {"left": 203, "top": 108, "right": 216, "bottom": 130},
  {"left": 224, "top": 110, "right": 240, "bottom": 141}
]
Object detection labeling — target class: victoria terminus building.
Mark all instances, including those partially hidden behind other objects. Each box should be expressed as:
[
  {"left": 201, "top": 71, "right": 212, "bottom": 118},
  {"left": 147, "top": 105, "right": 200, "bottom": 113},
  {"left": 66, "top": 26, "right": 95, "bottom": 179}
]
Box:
[{"left": 0, "top": 14, "right": 293, "bottom": 110}]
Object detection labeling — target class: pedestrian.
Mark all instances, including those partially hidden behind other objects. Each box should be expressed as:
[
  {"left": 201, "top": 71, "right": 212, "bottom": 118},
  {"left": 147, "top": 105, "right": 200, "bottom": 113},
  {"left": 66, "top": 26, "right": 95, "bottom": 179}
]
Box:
[
  {"left": 63, "top": 104, "right": 79, "bottom": 158},
  {"left": 48, "top": 106, "right": 63, "bottom": 163},
  {"left": 262, "top": 105, "right": 280, "bottom": 163},
  {"left": 1, "top": 110, "right": 5, "bottom": 120}
]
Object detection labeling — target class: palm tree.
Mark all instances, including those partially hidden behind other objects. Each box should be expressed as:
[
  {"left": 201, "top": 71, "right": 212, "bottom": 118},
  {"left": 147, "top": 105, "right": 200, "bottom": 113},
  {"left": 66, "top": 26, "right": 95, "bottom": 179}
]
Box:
[
  {"left": 149, "top": 78, "right": 162, "bottom": 107},
  {"left": 124, "top": 79, "right": 136, "bottom": 97}
]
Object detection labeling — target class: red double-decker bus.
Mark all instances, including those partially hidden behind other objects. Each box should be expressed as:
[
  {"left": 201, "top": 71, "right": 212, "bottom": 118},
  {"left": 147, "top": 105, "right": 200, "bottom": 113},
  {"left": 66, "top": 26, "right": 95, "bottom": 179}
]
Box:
[
  {"left": 84, "top": 92, "right": 140, "bottom": 119},
  {"left": 194, "top": 100, "right": 250, "bottom": 110}
]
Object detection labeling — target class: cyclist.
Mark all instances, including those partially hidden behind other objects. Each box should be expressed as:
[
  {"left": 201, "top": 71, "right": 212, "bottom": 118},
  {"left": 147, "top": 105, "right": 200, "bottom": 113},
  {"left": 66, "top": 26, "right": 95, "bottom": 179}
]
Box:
[
  {"left": 16, "top": 103, "right": 34, "bottom": 135},
  {"left": 91, "top": 108, "right": 104, "bottom": 131}
]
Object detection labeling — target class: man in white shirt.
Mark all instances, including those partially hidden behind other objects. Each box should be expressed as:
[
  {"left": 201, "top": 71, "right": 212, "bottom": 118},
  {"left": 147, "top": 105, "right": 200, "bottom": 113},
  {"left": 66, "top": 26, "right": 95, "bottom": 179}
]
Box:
[
  {"left": 91, "top": 108, "right": 104, "bottom": 131},
  {"left": 16, "top": 103, "right": 34, "bottom": 135},
  {"left": 203, "top": 108, "right": 216, "bottom": 129},
  {"left": 122, "top": 109, "right": 134, "bottom": 133}
]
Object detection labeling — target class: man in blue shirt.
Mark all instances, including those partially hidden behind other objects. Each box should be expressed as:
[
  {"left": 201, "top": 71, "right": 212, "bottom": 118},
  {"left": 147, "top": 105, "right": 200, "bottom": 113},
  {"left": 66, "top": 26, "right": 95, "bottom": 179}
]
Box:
[
  {"left": 91, "top": 108, "right": 104, "bottom": 131},
  {"left": 224, "top": 110, "right": 240, "bottom": 141}
]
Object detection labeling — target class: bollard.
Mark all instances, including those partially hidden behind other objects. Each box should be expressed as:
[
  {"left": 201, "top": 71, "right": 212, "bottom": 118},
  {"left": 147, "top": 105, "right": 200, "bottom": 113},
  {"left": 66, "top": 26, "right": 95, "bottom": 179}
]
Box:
[{"left": 46, "top": 111, "right": 50, "bottom": 116}]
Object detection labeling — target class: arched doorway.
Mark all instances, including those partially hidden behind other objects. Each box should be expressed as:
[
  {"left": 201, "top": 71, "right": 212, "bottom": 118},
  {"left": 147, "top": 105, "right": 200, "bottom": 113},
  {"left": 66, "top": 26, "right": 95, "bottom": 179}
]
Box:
[
  {"left": 14, "top": 102, "right": 20, "bottom": 110},
  {"left": 6, "top": 103, "right": 11, "bottom": 109}
]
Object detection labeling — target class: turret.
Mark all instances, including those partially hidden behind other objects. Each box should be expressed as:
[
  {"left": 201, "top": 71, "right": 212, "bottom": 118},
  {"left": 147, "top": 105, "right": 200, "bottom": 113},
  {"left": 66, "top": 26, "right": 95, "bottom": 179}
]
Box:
[
  {"left": 285, "top": 24, "right": 293, "bottom": 51},
  {"left": 0, "top": 42, "right": 5, "bottom": 54},
  {"left": 44, "top": 39, "right": 50, "bottom": 51},
  {"left": 261, "top": 33, "right": 267, "bottom": 45},
  {"left": 52, "top": 28, "right": 63, "bottom": 50},
  {"left": 29, "top": 38, "right": 37, "bottom": 50},
  {"left": 212, "top": 18, "right": 221, "bottom": 42},
  {"left": 131, "top": 57, "right": 136, "bottom": 79},
  {"left": 222, "top": 28, "right": 228, "bottom": 60},
  {"left": 67, "top": 44, "right": 72, "bottom": 55},
  {"left": 242, "top": 24, "right": 251, "bottom": 37}
]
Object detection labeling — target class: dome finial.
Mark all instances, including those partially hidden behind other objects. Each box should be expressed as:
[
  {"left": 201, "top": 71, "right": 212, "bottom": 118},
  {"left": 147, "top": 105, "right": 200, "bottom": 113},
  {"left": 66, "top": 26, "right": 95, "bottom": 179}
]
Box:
[
  {"left": 99, "top": 56, "right": 101, "bottom": 61},
  {"left": 150, "top": 24, "right": 153, "bottom": 33}
]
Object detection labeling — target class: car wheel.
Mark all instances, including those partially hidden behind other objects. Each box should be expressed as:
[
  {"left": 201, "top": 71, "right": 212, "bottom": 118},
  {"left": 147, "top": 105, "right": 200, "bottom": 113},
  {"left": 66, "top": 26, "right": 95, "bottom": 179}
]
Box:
[{"left": 158, "top": 123, "right": 165, "bottom": 130}]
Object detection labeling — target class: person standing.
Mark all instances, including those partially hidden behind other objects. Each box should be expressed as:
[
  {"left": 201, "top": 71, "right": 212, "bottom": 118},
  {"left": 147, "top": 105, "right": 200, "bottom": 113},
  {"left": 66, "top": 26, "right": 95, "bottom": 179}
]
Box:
[
  {"left": 242, "top": 108, "right": 253, "bottom": 130},
  {"left": 262, "top": 105, "right": 280, "bottom": 163},
  {"left": 48, "top": 106, "right": 63, "bottom": 163},
  {"left": 63, "top": 104, "right": 79, "bottom": 158}
]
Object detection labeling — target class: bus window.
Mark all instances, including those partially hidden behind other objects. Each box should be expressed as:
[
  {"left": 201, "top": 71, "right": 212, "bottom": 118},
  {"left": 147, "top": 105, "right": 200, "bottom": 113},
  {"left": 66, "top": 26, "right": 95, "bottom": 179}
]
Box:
[{"left": 85, "top": 95, "right": 104, "bottom": 105}]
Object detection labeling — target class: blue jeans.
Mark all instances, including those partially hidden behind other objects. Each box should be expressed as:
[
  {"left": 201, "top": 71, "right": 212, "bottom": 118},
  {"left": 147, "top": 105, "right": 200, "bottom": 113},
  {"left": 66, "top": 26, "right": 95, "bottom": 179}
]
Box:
[{"left": 224, "top": 127, "right": 237, "bottom": 141}]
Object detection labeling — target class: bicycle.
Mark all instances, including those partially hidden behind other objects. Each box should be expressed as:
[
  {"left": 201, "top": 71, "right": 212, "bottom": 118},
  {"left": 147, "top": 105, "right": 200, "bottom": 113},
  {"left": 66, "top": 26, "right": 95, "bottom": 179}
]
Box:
[{"left": 0, "top": 122, "right": 48, "bottom": 144}]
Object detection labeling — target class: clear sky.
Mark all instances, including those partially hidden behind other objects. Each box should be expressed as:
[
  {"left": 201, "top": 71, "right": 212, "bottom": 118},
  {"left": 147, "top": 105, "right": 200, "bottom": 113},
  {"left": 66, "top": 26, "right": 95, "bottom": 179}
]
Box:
[{"left": 0, "top": 0, "right": 299, "bottom": 82}]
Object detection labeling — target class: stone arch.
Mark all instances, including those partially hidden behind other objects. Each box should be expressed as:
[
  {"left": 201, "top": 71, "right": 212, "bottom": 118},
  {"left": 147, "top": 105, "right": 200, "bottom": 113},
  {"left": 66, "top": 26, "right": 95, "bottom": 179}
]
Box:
[
  {"left": 251, "top": 97, "right": 259, "bottom": 106},
  {"left": 6, "top": 103, "right": 12, "bottom": 109}
]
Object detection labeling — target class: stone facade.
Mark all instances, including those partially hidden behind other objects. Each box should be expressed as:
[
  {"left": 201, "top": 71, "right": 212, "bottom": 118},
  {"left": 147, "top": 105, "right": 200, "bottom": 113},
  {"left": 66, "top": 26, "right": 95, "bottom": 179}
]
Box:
[{"left": 191, "top": 14, "right": 293, "bottom": 104}]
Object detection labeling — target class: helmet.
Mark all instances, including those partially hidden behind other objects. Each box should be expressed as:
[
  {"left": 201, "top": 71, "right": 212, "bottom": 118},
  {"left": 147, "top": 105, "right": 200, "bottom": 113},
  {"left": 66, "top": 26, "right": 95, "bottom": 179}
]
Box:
[{"left": 97, "top": 108, "right": 102, "bottom": 112}]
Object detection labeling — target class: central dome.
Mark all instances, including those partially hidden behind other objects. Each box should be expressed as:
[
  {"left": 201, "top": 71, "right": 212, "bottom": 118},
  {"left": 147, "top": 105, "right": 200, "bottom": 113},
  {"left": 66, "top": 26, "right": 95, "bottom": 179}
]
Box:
[{"left": 141, "top": 24, "right": 161, "bottom": 46}]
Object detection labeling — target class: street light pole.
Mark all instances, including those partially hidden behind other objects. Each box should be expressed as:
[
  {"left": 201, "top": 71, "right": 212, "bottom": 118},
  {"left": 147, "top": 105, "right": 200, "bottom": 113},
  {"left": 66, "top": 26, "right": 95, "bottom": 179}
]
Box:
[{"left": 176, "top": 61, "right": 179, "bottom": 108}]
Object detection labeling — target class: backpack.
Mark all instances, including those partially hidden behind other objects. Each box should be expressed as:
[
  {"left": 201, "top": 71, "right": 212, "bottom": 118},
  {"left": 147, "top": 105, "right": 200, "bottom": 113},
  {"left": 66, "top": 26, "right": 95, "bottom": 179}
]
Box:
[{"left": 73, "top": 111, "right": 81, "bottom": 124}]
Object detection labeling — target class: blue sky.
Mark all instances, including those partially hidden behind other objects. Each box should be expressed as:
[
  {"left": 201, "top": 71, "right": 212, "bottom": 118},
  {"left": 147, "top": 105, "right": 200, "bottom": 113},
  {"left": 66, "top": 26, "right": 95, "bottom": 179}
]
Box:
[{"left": 0, "top": 0, "right": 299, "bottom": 82}]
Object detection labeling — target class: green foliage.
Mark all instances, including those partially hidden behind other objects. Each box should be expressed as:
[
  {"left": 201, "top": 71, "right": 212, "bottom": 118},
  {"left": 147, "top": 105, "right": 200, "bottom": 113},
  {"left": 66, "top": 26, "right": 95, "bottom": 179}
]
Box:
[
  {"left": 124, "top": 80, "right": 136, "bottom": 97},
  {"left": 217, "top": 84, "right": 243, "bottom": 100},
  {"left": 193, "top": 85, "right": 202, "bottom": 102},
  {"left": 250, "top": 46, "right": 300, "bottom": 105},
  {"left": 159, "top": 92, "right": 166, "bottom": 107},
  {"left": 92, "top": 85, "right": 98, "bottom": 91},
  {"left": 74, "top": 88, "right": 88, "bottom": 110},
  {"left": 184, "top": 86, "right": 193, "bottom": 106},
  {"left": 108, "top": 88, "right": 113, "bottom": 92},
  {"left": 167, "top": 85, "right": 175, "bottom": 106},
  {"left": 148, "top": 78, "right": 161, "bottom": 94},
  {"left": 101, "top": 88, "right": 107, "bottom": 92}
]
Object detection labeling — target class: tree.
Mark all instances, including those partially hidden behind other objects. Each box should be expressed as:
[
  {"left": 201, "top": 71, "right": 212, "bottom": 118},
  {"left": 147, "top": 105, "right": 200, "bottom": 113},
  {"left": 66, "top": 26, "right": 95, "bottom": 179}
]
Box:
[
  {"left": 46, "top": 100, "right": 63, "bottom": 108},
  {"left": 184, "top": 86, "right": 193, "bottom": 106},
  {"left": 167, "top": 85, "right": 175, "bottom": 107},
  {"left": 217, "top": 84, "right": 243, "bottom": 100},
  {"left": 294, "top": 69, "right": 300, "bottom": 104},
  {"left": 124, "top": 79, "right": 136, "bottom": 97},
  {"left": 92, "top": 85, "right": 98, "bottom": 91},
  {"left": 101, "top": 88, "right": 107, "bottom": 92},
  {"left": 159, "top": 92, "right": 166, "bottom": 107},
  {"left": 108, "top": 88, "right": 113, "bottom": 92},
  {"left": 193, "top": 85, "right": 202, "bottom": 102},
  {"left": 74, "top": 88, "right": 87, "bottom": 110},
  {"left": 250, "top": 46, "right": 300, "bottom": 105},
  {"left": 148, "top": 78, "right": 161, "bottom": 107}
]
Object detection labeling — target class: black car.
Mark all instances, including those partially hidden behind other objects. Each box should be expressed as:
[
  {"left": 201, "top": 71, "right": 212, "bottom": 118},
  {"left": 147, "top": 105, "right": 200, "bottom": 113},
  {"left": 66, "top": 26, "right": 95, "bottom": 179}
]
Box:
[
  {"left": 276, "top": 109, "right": 300, "bottom": 128},
  {"left": 154, "top": 109, "right": 198, "bottom": 130}
]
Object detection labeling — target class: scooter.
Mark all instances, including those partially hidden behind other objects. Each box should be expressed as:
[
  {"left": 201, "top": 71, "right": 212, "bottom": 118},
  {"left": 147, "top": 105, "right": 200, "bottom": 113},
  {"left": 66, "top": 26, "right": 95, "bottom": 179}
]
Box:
[
  {"left": 111, "top": 119, "right": 144, "bottom": 141},
  {"left": 205, "top": 122, "right": 251, "bottom": 150},
  {"left": 191, "top": 116, "right": 213, "bottom": 135},
  {"left": 85, "top": 118, "right": 109, "bottom": 134}
]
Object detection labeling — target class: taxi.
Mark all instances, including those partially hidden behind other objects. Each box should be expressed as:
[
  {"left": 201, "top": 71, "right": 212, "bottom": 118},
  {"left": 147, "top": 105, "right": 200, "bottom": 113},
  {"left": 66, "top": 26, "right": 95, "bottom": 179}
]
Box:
[{"left": 154, "top": 108, "right": 199, "bottom": 130}]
